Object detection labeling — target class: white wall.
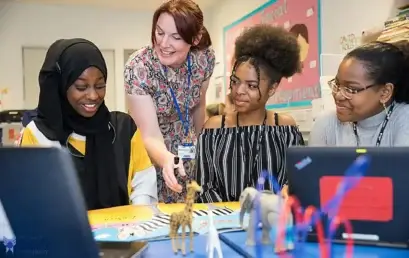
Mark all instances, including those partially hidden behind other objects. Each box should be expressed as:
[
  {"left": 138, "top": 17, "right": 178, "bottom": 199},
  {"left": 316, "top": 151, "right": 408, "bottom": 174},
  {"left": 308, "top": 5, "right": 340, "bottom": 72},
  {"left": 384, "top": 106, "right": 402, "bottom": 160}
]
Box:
[
  {"left": 0, "top": 0, "right": 402, "bottom": 110},
  {"left": 0, "top": 2, "right": 213, "bottom": 112},
  {"left": 321, "top": 0, "right": 399, "bottom": 54},
  {"left": 205, "top": 0, "right": 400, "bottom": 104},
  {"left": 0, "top": 3, "right": 154, "bottom": 111}
]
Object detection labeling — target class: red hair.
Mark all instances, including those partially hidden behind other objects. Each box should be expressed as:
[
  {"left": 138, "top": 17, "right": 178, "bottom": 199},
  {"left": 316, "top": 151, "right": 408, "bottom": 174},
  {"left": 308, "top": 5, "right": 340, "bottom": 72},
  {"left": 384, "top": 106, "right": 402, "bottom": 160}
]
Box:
[{"left": 151, "top": 0, "right": 212, "bottom": 50}]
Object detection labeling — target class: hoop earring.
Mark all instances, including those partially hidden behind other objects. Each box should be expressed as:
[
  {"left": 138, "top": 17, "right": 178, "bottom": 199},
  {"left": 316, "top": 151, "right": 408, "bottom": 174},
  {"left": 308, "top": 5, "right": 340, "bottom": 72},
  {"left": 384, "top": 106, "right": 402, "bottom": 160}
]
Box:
[{"left": 381, "top": 101, "right": 388, "bottom": 116}]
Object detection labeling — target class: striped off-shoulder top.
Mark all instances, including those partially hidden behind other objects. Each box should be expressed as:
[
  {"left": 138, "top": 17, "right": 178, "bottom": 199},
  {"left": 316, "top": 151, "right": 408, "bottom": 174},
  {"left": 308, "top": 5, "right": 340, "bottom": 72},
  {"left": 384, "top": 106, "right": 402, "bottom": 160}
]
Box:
[{"left": 194, "top": 113, "right": 305, "bottom": 203}]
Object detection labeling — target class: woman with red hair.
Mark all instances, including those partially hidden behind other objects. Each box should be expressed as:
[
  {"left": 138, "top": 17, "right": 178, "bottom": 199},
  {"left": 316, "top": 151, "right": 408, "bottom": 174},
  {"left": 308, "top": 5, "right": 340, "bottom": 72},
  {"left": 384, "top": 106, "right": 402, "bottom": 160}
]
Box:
[{"left": 125, "top": 0, "right": 215, "bottom": 203}]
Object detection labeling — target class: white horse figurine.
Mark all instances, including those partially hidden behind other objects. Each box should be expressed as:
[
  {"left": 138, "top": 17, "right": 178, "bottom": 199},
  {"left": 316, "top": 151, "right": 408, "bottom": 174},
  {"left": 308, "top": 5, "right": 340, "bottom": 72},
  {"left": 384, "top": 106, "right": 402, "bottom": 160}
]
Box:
[{"left": 206, "top": 209, "right": 223, "bottom": 258}]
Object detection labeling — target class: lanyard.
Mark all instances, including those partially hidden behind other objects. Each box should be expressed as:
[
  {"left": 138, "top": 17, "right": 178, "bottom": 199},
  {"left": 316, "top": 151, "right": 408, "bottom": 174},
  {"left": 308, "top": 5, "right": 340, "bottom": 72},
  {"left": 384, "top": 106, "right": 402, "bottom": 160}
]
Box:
[
  {"left": 164, "top": 53, "right": 192, "bottom": 137},
  {"left": 352, "top": 102, "right": 395, "bottom": 147}
]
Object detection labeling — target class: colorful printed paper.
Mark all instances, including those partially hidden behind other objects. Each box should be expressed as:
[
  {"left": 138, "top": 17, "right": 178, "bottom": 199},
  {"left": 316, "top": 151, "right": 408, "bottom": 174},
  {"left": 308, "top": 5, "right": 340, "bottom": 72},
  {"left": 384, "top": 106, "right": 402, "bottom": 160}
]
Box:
[{"left": 90, "top": 202, "right": 252, "bottom": 242}]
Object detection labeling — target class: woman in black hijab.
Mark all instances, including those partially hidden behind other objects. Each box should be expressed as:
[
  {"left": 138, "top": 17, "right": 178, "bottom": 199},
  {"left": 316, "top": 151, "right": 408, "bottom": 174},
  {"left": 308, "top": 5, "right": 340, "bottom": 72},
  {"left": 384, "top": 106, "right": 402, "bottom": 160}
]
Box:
[{"left": 20, "top": 38, "right": 157, "bottom": 210}]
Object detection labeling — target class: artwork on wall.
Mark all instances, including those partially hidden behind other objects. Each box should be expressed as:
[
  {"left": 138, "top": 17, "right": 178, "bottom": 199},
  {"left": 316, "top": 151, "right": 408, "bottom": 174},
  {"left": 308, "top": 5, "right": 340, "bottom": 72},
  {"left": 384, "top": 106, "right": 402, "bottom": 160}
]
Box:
[
  {"left": 223, "top": 0, "right": 321, "bottom": 109},
  {"left": 339, "top": 33, "right": 359, "bottom": 51}
]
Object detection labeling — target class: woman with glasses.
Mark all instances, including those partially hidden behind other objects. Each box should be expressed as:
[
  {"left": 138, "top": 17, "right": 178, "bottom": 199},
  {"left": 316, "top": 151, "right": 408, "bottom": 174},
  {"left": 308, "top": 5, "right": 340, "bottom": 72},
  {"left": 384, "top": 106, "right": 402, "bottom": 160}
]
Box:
[
  {"left": 310, "top": 41, "right": 409, "bottom": 146},
  {"left": 194, "top": 24, "right": 305, "bottom": 202}
]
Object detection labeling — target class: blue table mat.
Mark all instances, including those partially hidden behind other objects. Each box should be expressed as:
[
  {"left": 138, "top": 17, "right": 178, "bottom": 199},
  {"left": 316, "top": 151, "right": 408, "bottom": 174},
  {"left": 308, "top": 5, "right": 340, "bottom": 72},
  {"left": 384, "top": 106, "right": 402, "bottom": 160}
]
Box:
[
  {"left": 144, "top": 234, "right": 242, "bottom": 257},
  {"left": 219, "top": 231, "right": 409, "bottom": 258}
]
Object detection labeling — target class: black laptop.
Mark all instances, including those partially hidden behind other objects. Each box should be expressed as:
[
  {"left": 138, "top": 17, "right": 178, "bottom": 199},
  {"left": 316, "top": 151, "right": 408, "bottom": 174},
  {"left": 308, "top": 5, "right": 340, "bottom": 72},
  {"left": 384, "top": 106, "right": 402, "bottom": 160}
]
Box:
[
  {"left": 286, "top": 146, "right": 409, "bottom": 248},
  {"left": 0, "top": 147, "right": 147, "bottom": 258}
]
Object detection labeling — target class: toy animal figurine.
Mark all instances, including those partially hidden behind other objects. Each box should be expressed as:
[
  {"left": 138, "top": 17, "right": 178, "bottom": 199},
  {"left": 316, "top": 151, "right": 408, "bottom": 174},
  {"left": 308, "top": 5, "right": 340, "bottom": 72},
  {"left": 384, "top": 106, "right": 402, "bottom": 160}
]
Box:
[
  {"left": 169, "top": 180, "right": 202, "bottom": 255},
  {"left": 206, "top": 209, "right": 223, "bottom": 258},
  {"left": 239, "top": 187, "right": 294, "bottom": 253}
]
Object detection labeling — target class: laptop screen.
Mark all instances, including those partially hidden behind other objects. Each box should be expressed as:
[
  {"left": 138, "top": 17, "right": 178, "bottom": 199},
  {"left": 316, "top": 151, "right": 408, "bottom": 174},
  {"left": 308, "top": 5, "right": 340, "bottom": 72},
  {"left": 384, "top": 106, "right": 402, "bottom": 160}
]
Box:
[
  {"left": 286, "top": 147, "right": 409, "bottom": 247},
  {"left": 0, "top": 147, "right": 99, "bottom": 257}
]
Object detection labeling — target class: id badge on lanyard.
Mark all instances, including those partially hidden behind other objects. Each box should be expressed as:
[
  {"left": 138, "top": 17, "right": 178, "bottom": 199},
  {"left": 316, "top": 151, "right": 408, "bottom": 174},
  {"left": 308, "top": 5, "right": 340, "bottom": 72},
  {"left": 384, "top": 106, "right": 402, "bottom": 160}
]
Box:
[
  {"left": 178, "top": 140, "right": 196, "bottom": 160},
  {"left": 166, "top": 53, "right": 196, "bottom": 160}
]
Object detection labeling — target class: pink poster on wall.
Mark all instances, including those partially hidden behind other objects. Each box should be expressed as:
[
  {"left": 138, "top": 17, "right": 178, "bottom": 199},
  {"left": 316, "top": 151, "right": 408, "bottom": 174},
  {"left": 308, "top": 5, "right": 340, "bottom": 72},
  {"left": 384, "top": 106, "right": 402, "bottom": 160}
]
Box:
[{"left": 223, "top": 0, "right": 321, "bottom": 108}]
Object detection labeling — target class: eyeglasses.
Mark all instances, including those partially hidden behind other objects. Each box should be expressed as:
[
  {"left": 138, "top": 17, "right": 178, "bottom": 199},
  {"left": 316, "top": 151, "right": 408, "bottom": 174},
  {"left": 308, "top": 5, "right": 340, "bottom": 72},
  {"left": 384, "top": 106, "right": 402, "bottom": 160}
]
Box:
[{"left": 328, "top": 79, "right": 377, "bottom": 99}]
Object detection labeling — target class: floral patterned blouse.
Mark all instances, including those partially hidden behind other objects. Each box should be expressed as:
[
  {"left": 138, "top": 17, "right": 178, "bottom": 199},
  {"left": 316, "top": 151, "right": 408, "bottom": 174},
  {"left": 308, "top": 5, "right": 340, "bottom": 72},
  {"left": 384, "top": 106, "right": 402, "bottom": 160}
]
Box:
[{"left": 124, "top": 45, "right": 216, "bottom": 203}]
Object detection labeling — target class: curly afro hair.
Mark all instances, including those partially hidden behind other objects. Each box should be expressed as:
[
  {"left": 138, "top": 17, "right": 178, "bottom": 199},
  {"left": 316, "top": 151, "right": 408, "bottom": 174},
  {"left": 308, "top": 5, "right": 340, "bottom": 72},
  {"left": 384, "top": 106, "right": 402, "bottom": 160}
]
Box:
[{"left": 233, "top": 24, "right": 301, "bottom": 85}]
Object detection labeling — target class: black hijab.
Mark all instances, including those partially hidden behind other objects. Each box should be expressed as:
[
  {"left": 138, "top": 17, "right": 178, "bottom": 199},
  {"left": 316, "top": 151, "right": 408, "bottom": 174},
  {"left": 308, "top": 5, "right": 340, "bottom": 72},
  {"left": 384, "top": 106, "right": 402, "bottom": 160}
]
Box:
[{"left": 34, "top": 38, "right": 121, "bottom": 210}]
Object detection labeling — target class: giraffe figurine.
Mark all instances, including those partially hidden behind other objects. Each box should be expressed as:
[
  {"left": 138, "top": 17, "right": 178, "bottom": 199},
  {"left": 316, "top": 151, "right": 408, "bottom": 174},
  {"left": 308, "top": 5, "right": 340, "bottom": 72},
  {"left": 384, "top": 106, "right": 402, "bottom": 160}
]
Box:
[{"left": 169, "top": 180, "right": 202, "bottom": 255}]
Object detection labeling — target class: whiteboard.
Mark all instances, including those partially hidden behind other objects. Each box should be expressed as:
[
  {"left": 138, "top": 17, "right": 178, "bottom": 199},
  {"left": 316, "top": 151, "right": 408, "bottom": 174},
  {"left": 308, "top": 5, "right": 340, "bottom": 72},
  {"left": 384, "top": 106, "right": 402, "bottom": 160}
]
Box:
[{"left": 22, "top": 47, "right": 116, "bottom": 111}]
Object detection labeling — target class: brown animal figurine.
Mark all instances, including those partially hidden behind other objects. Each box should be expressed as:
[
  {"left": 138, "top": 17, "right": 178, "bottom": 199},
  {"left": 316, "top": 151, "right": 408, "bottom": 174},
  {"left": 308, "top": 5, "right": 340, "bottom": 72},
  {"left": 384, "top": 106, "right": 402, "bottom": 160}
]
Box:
[{"left": 169, "top": 180, "right": 202, "bottom": 255}]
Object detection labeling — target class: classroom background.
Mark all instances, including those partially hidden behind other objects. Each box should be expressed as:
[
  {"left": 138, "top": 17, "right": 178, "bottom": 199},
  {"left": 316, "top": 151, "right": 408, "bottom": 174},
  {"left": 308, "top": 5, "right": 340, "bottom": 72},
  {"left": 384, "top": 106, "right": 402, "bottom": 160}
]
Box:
[{"left": 0, "top": 0, "right": 408, "bottom": 144}]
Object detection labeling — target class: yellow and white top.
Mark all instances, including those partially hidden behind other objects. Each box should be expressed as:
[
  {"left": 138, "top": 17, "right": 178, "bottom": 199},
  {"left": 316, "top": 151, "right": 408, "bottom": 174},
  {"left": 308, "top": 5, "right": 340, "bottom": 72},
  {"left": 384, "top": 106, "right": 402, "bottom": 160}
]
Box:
[{"left": 19, "top": 121, "right": 157, "bottom": 205}]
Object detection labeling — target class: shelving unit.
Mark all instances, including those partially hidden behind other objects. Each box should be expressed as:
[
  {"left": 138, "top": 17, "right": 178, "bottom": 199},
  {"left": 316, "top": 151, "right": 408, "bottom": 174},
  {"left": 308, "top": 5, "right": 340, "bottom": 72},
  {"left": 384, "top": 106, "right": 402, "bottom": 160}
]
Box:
[{"left": 378, "top": 5, "right": 409, "bottom": 43}]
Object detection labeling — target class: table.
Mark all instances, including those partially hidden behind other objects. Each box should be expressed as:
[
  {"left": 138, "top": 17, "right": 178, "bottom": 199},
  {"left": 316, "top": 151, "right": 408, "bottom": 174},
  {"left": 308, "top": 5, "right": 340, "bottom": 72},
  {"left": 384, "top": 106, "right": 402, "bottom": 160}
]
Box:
[
  {"left": 144, "top": 234, "right": 238, "bottom": 257},
  {"left": 218, "top": 231, "right": 409, "bottom": 258},
  {"left": 142, "top": 232, "right": 409, "bottom": 257},
  {"left": 89, "top": 203, "right": 409, "bottom": 257}
]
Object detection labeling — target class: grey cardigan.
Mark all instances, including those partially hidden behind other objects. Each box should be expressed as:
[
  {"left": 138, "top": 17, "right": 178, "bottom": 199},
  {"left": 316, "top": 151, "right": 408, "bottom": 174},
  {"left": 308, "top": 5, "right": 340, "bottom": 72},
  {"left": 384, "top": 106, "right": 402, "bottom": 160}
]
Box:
[{"left": 309, "top": 103, "right": 409, "bottom": 146}]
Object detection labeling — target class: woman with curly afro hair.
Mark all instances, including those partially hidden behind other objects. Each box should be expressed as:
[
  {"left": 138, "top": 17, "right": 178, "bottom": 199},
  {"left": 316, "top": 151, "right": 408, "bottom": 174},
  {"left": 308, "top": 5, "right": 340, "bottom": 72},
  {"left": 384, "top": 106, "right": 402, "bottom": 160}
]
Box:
[{"left": 194, "top": 24, "right": 305, "bottom": 202}]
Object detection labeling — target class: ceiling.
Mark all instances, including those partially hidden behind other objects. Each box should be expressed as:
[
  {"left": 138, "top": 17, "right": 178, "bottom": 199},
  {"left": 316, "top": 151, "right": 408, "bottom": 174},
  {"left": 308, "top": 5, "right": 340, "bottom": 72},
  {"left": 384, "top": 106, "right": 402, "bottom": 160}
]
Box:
[{"left": 16, "top": 0, "right": 220, "bottom": 11}]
